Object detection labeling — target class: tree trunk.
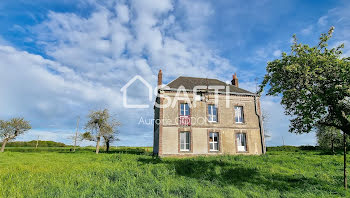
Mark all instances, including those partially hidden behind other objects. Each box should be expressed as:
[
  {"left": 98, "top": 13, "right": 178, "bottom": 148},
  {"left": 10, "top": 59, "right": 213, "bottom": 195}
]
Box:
[
  {"left": 96, "top": 136, "right": 101, "bottom": 154},
  {"left": 73, "top": 116, "right": 80, "bottom": 152},
  {"left": 344, "top": 131, "right": 347, "bottom": 190},
  {"left": 36, "top": 136, "right": 39, "bottom": 149},
  {"left": 1, "top": 139, "right": 8, "bottom": 152},
  {"left": 106, "top": 140, "right": 110, "bottom": 153},
  {"left": 331, "top": 138, "right": 335, "bottom": 155}
]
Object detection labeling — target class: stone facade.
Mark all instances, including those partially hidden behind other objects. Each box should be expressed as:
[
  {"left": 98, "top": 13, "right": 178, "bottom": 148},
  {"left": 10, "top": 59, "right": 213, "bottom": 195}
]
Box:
[{"left": 153, "top": 72, "right": 265, "bottom": 157}]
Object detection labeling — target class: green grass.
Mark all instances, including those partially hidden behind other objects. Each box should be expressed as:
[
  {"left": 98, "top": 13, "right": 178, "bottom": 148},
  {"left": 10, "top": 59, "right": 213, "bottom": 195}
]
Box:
[
  {"left": 0, "top": 148, "right": 349, "bottom": 197},
  {"left": 3, "top": 146, "right": 153, "bottom": 154}
]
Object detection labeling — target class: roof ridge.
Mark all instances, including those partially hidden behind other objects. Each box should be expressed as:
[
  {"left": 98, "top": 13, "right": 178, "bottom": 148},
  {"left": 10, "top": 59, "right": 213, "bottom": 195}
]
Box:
[
  {"left": 177, "top": 76, "right": 223, "bottom": 81},
  {"left": 166, "top": 75, "right": 253, "bottom": 94}
]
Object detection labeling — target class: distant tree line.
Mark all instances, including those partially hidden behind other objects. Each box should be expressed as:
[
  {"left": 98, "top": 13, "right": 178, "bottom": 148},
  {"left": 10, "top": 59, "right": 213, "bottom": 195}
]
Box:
[
  {"left": 3, "top": 140, "right": 67, "bottom": 147},
  {"left": 267, "top": 146, "right": 319, "bottom": 152}
]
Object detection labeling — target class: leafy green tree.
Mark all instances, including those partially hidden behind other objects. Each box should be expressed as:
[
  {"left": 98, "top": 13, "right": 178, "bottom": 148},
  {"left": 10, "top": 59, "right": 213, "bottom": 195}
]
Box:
[
  {"left": 0, "top": 118, "right": 31, "bottom": 152},
  {"left": 316, "top": 125, "right": 343, "bottom": 154},
  {"left": 259, "top": 27, "right": 350, "bottom": 188},
  {"left": 83, "top": 109, "right": 120, "bottom": 154},
  {"left": 260, "top": 27, "right": 349, "bottom": 135}
]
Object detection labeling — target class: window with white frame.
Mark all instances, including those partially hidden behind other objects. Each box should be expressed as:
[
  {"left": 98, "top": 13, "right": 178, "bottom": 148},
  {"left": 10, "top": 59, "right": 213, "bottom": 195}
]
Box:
[
  {"left": 234, "top": 106, "right": 244, "bottom": 123},
  {"left": 180, "top": 132, "right": 190, "bottom": 151},
  {"left": 209, "top": 132, "right": 219, "bottom": 151},
  {"left": 180, "top": 103, "right": 190, "bottom": 116},
  {"left": 236, "top": 133, "right": 247, "bottom": 152},
  {"left": 208, "top": 104, "right": 218, "bottom": 122}
]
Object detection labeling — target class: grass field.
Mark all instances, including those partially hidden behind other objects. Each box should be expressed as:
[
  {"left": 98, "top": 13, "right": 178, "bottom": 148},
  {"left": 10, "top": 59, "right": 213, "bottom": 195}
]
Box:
[{"left": 0, "top": 147, "right": 349, "bottom": 198}]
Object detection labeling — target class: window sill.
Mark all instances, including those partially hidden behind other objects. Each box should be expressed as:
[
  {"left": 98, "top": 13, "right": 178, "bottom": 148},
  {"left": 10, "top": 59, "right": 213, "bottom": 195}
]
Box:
[
  {"left": 236, "top": 151, "right": 248, "bottom": 153},
  {"left": 179, "top": 151, "right": 192, "bottom": 153},
  {"left": 235, "top": 122, "right": 246, "bottom": 125}
]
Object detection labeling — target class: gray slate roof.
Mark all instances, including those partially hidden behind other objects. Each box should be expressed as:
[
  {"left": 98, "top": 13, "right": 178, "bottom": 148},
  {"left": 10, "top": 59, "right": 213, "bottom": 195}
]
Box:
[{"left": 165, "top": 76, "right": 253, "bottom": 94}]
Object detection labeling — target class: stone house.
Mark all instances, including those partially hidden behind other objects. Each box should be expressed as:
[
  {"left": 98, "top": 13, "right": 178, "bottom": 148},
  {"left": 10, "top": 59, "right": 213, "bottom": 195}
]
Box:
[{"left": 153, "top": 70, "right": 266, "bottom": 157}]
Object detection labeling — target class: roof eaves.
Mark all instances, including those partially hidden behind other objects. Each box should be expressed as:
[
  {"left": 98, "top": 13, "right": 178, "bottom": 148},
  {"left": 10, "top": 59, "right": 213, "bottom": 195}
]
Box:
[{"left": 160, "top": 88, "right": 257, "bottom": 96}]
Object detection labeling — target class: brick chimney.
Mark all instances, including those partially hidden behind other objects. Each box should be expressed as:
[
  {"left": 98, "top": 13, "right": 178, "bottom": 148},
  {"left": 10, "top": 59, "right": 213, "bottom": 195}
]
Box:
[
  {"left": 231, "top": 73, "right": 239, "bottom": 87},
  {"left": 158, "top": 69, "right": 162, "bottom": 86}
]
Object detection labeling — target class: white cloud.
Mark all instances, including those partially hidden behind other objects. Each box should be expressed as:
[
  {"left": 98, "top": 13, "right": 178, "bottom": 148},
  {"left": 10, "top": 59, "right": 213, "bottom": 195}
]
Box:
[
  {"left": 0, "top": 45, "right": 122, "bottom": 127},
  {"left": 239, "top": 81, "right": 258, "bottom": 93},
  {"left": 116, "top": 4, "right": 130, "bottom": 23},
  {"left": 273, "top": 49, "right": 281, "bottom": 57},
  {"left": 0, "top": 36, "right": 10, "bottom": 45},
  {"left": 33, "top": 0, "right": 235, "bottom": 83},
  {"left": 301, "top": 25, "right": 313, "bottom": 35},
  {"left": 318, "top": 16, "right": 328, "bottom": 26},
  {"left": 1, "top": 0, "right": 238, "bottom": 146},
  {"left": 313, "top": 2, "right": 350, "bottom": 59},
  {"left": 248, "top": 43, "right": 282, "bottom": 64}
]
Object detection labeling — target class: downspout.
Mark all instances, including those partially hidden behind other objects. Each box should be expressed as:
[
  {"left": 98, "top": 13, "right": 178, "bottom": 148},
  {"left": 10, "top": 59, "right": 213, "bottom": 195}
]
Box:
[
  {"left": 153, "top": 103, "right": 156, "bottom": 156},
  {"left": 254, "top": 95, "right": 266, "bottom": 154}
]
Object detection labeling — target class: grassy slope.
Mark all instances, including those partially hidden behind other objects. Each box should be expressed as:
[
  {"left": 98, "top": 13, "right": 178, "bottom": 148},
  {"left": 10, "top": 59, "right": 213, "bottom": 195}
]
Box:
[{"left": 0, "top": 148, "right": 349, "bottom": 198}]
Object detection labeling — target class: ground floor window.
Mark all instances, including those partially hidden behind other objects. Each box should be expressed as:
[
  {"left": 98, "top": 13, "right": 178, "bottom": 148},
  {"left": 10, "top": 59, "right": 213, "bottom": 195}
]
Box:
[
  {"left": 209, "top": 132, "right": 219, "bottom": 151},
  {"left": 180, "top": 132, "right": 190, "bottom": 151},
  {"left": 236, "top": 133, "right": 247, "bottom": 152}
]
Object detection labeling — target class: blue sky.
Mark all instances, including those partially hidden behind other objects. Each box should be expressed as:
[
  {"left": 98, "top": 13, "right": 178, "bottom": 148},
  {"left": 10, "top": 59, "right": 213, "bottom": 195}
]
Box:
[{"left": 1, "top": 0, "right": 349, "bottom": 146}]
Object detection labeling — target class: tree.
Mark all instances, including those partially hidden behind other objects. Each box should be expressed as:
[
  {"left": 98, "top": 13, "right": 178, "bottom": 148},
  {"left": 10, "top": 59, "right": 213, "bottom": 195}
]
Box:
[
  {"left": 103, "top": 133, "right": 120, "bottom": 153},
  {"left": 259, "top": 27, "right": 350, "bottom": 189},
  {"left": 73, "top": 116, "right": 80, "bottom": 152},
  {"left": 83, "top": 109, "right": 120, "bottom": 154},
  {"left": 261, "top": 108, "right": 272, "bottom": 140},
  {"left": 0, "top": 118, "right": 31, "bottom": 152},
  {"left": 316, "top": 125, "right": 343, "bottom": 154}
]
